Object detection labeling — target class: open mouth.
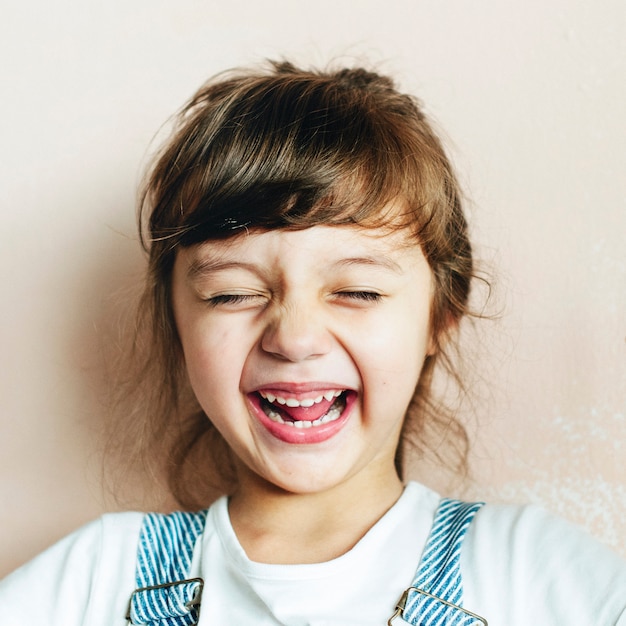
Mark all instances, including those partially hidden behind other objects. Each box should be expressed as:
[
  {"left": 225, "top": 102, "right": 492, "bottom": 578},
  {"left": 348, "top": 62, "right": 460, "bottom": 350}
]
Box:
[{"left": 257, "top": 390, "right": 349, "bottom": 429}]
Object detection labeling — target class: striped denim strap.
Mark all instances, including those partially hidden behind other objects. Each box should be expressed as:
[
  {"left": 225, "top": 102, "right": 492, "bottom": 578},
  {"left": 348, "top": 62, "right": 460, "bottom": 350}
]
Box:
[
  {"left": 400, "top": 498, "right": 485, "bottom": 626},
  {"left": 127, "top": 510, "right": 208, "bottom": 626}
]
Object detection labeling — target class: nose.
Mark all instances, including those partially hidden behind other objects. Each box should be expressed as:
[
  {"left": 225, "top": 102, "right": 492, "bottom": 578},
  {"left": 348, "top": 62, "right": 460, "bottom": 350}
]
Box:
[{"left": 260, "top": 300, "right": 333, "bottom": 362}]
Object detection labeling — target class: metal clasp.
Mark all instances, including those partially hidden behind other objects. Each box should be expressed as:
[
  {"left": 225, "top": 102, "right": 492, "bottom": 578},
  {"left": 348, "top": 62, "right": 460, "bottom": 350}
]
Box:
[
  {"left": 387, "top": 586, "right": 488, "bottom": 625},
  {"left": 126, "top": 577, "right": 204, "bottom": 624}
]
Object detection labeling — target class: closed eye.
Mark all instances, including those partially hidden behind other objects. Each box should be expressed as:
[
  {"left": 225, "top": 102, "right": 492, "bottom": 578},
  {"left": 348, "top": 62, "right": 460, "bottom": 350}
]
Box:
[
  {"left": 205, "top": 293, "right": 263, "bottom": 307},
  {"left": 335, "top": 290, "right": 383, "bottom": 303}
]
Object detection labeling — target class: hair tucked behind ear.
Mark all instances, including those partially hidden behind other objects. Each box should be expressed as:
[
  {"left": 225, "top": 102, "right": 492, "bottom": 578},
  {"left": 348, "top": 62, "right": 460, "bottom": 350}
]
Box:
[{"left": 109, "top": 59, "right": 488, "bottom": 509}]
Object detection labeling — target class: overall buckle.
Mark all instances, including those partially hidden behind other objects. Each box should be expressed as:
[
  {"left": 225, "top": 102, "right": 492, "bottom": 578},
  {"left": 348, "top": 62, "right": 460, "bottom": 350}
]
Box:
[{"left": 387, "top": 586, "right": 488, "bottom": 625}]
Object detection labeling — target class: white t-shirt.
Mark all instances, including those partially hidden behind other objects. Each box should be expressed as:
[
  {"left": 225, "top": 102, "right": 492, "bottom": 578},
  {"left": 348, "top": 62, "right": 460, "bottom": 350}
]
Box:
[{"left": 1, "top": 482, "right": 625, "bottom": 625}]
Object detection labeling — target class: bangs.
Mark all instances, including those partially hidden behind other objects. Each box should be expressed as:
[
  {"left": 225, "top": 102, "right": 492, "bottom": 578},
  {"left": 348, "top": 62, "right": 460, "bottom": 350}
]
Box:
[{"left": 142, "top": 63, "right": 446, "bottom": 250}]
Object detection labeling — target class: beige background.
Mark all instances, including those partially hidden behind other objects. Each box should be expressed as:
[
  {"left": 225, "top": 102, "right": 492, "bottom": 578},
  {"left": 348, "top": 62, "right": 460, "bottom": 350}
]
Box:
[{"left": 1, "top": 0, "right": 624, "bottom": 577}]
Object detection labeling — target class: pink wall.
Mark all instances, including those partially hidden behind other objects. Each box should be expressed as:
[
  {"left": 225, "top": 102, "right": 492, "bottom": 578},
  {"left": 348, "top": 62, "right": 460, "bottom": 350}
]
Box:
[{"left": 1, "top": 0, "right": 624, "bottom": 577}]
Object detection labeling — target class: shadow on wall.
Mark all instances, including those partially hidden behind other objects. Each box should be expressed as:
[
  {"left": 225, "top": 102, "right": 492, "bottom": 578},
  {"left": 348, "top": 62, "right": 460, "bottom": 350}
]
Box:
[{"left": 73, "top": 217, "right": 177, "bottom": 513}]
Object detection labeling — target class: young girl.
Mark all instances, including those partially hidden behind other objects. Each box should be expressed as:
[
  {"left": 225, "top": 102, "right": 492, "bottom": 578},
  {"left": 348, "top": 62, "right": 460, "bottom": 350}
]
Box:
[{"left": 1, "top": 60, "right": 625, "bottom": 625}]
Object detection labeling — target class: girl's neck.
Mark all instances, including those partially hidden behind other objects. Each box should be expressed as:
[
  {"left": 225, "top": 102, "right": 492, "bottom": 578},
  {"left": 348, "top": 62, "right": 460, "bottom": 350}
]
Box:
[{"left": 227, "top": 466, "right": 404, "bottom": 565}]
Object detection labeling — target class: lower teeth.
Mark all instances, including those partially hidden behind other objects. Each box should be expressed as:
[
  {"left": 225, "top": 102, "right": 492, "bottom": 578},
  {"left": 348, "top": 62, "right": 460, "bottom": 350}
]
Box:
[{"left": 263, "top": 395, "right": 345, "bottom": 427}]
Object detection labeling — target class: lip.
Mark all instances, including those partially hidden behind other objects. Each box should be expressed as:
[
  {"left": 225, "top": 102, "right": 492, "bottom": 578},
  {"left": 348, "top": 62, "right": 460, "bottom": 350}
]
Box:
[
  {"left": 247, "top": 388, "right": 357, "bottom": 444},
  {"left": 253, "top": 381, "right": 352, "bottom": 396}
]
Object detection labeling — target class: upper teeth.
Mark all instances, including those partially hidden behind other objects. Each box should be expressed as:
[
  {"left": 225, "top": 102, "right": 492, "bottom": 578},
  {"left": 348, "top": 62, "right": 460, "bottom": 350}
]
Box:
[{"left": 260, "top": 390, "right": 342, "bottom": 406}]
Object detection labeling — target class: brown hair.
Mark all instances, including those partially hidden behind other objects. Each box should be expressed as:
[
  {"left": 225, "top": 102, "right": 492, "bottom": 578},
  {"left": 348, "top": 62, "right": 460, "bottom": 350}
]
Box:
[{"left": 121, "top": 60, "right": 479, "bottom": 508}]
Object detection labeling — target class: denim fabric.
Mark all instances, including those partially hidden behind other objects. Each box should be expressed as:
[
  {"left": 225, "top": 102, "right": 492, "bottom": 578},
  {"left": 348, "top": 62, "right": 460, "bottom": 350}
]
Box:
[
  {"left": 128, "top": 510, "right": 207, "bottom": 626},
  {"left": 401, "top": 499, "right": 485, "bottom": 626}
]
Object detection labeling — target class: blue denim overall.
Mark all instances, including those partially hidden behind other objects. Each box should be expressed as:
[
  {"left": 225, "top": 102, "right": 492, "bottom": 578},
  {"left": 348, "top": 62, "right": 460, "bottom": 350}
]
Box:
[{"left": 126, "top": 498, "right": 486, "bottom": 626}]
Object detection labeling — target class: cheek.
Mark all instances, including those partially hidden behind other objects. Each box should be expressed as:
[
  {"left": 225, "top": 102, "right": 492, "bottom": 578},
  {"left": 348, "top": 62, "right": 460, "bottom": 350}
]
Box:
[
  {"left": 358, "top": 313, "right": 431, "bottom": 414},
  {"left": 179, "top": 322, "right": 246, "bottom": 401},
  {"left": 355, "top": 333, "right": 425, "bottom": 404},
  {"left": 369, "top": 309, "right": 430, "bottom": 371}
]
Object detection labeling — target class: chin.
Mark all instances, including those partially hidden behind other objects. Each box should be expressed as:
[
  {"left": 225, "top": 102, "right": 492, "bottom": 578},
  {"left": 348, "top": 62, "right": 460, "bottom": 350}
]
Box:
[{"left": 257, "top": 460, "right": 364, "bottom": 497}]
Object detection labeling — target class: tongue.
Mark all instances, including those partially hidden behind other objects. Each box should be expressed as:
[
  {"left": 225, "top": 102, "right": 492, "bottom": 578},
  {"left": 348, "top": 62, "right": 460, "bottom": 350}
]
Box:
[{"left": 275, "top": 397, "right": 337, "bottom": 422}]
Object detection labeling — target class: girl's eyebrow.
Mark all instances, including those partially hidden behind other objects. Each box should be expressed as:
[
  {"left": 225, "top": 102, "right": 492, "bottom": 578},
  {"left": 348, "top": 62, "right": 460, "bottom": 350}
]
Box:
[
  {"left": 187, "top": 258, "right": 260, "bottom": 280},
  {"left": 331, "top": 255, "right": 404, "bottom": 274}
]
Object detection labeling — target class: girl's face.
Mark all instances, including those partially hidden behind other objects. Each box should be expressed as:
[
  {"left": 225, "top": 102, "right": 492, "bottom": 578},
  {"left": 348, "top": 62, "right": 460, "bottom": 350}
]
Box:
[{"left": 172, "top": 223, "right": 435, "bottom": 496}]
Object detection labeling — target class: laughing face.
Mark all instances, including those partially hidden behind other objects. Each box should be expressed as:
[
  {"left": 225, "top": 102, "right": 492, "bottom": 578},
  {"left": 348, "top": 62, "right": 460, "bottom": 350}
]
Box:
[{"left": 171, "top": 224, "right": 435, "bottom": 496}]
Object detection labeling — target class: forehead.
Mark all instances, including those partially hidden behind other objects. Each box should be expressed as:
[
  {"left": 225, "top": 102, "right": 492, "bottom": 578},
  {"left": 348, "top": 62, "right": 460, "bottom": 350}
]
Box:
[{"left": 180, "top": 224, "right": 425, "bottom": 276}]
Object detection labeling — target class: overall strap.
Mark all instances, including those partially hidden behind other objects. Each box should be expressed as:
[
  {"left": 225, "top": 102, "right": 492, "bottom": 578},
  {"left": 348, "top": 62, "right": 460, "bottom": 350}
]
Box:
[
  {"left": 127, "top": 510, "right": 208, "bottom": 626},
  {"left": 398, "top": 498, "right": 485, "bottom": 626}
]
